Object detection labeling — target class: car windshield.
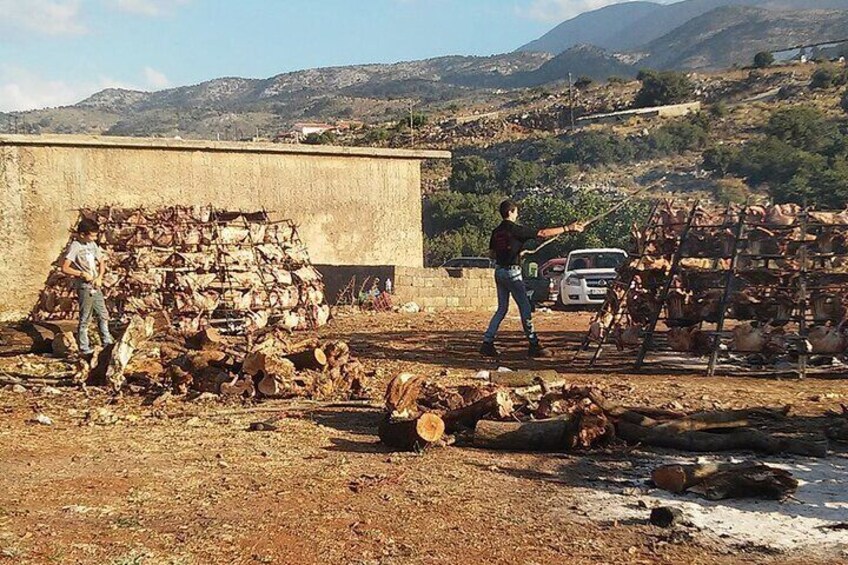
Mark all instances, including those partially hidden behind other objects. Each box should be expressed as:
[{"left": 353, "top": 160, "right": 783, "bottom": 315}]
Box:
[
  {"left": 445, "top": 258, "right": 491, "bottom": 268},
  {"left": 567, "top": 252, "right": 626, "bottom": 270}
]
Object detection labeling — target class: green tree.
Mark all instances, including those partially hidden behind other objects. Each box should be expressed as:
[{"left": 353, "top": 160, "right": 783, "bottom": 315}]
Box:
[
  {"left": 753, "top": 51, "right": 774, "bottom": 69},
  {"left": 449, "top": 155, "right": 496, "bottom": 194},
  {"left": 765, "top": 106, "right": 841, "bottom": 154},
  {"left": 634, "top": 70, "right": 694, "bottom": 108},
  {"left": 303, "top": 131, "right": 336, "bottom": 145},
  {"left": 574, "top": 76, "right": 594, "bottom": 90},
  {"left": 518, "top": 191, "right": 650, "bottom": 262},
  {"left": 499, "top": 158, "right": 542, "bottom": 194},
  {"left": 810, "top": 64, "right": 848, "bottom": 90}
]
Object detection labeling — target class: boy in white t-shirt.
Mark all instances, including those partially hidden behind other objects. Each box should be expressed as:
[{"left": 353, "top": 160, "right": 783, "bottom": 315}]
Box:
[{"left": 61, "top": 219, "right": 114, "bottom": 354}]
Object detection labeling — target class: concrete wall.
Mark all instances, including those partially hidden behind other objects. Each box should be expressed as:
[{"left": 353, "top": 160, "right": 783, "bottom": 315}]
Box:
[
  {"left": 0, "top": 135, "right": 449, "bottom": 320},
  {"left": 317, "top": 265, "right": 498, "bottom": 311},
  {"left": 394, "top": 267, "right": 498, "bottom": 311}
]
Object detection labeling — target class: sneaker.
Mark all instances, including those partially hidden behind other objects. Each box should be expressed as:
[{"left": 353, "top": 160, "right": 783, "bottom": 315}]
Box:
[
  {"left": 479, "top": 342, "right": 499, "bottom": 358},
  {"left": 528, "top": 344, "right": 553, "bottom": 358}
]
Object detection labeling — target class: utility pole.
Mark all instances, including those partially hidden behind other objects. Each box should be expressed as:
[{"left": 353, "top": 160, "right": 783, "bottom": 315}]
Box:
[
  {"left": 409, "top": 103, "right": 415, "bottom": 147},
  {"left": 568, "top": 73, "right": 576, "bottom": 128}
]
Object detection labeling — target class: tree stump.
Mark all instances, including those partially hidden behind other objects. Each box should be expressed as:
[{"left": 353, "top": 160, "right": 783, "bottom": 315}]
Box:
[{"left": 378, "top": 413, "right": 445, "bottom": 451}]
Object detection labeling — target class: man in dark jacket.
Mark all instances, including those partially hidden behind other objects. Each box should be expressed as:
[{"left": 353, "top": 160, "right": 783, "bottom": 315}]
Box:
[{"left": 481, "top": 199, "right": 584, "bottom": 358}]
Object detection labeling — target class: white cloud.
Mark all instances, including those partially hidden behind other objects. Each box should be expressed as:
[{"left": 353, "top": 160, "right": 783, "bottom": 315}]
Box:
[
  {"left": 518, "top": 0, "right": 675, "bottom": 23},
  {"left": 0, "top": 65, "right": 172, "bottom": 112},
  {"left": 0, "top": 0, "right": 87, "bottom": 36},
  {"left": 107, "top": 0, "right": 190, "bottom": 17},
  {"left": 144, "top": 66, "right": 170, "bottom": 89}
]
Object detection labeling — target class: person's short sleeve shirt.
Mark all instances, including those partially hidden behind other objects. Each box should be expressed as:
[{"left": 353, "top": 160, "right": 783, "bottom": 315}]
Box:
[
  {"left": 65, "top": 241, "right": 102, "bottom": 279},
  {"left": 489, "top": 220, "right": 537, "bottom": 267}
]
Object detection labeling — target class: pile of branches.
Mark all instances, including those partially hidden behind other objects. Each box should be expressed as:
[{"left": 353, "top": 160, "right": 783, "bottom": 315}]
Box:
[
  {"left": 31, "top": 206, "right": 330, "bottom": 335},
  {"left": 589, "top": 202, "right": 848, "bottom": 361},
  {"left": 376, "top": 372, "right": 828, "bottom": 457}
]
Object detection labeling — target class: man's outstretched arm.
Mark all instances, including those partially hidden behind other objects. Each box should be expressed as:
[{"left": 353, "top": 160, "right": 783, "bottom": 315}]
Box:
[{"left": 537, "top": 221, "right": 587, "bottom": 239}]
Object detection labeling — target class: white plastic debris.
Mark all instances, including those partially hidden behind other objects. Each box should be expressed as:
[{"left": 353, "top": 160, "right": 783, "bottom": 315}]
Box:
[
  {"left": 497, "top": 366, "right": 513, "bottom": 372},
  {"left": 33, "top": 414, "right": 53, "bottom": 426},
  {"left": 399, "top": 302, "right": 420, "bottom": 313},
  {"left": 473, "top": 370, "right": 491, "bottom": 381}
]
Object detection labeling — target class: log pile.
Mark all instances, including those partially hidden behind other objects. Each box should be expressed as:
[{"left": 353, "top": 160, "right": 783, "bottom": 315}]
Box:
[
  {"left": 377, "top": 374, "right": 829, "bottom": 457},
  {"left": 128, "top": 324, "right": 370, "bottom": 400},
  {"left": 31, "top": 206, "right": 330, "bottom": 335},
  {"left": 1, "top": 316, "right": 369, "bottom": 400},
  {"left": 585, "top": 201, "right": 848, "bottom": 370}
]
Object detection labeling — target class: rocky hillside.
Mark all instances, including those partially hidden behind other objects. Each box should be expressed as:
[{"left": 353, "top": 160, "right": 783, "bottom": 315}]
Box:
[{"left": 518, "top": 0, "right": 848, "bottom": 55}]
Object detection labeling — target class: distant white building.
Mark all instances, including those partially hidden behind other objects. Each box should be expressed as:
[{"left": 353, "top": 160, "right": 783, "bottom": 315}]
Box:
[{"left": 292, "top": 122, "right": 336, "bottom": 137}]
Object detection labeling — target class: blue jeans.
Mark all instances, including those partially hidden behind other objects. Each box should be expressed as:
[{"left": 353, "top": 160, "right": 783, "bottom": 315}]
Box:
[
  {"left": 76, "top": 282, "right": 114, "bottom": 353},
  {"left": 483, "top": 266, "right": 538, "bottom": 346}
]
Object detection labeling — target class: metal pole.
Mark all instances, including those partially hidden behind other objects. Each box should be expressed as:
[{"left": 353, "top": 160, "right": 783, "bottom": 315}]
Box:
[{"left": 568, "top": 73, "right": 576, "bottom": 128}]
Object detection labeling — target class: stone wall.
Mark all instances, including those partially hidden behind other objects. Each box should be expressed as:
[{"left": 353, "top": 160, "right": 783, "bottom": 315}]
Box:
[
  {"left": 0, "top": 135, "right": 449, "bottom": 320},
  {"left": 393, "top": 267, "right": 498, "bottom": 311}
]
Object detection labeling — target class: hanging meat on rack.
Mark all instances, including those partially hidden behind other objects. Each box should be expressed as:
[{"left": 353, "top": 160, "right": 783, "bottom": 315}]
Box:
[{"left": 807, "top": 323, "right": 848, "bottom": 354}]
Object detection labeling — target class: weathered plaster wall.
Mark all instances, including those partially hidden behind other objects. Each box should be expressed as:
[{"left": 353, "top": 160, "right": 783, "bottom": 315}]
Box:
[{"left": 0, "top": 135, "right": 449, "bottom": 320}]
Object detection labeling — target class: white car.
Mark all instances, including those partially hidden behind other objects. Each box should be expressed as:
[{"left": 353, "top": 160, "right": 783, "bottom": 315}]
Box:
[{"left": 558, "top": 248, "right": 628, "bottom": 308}]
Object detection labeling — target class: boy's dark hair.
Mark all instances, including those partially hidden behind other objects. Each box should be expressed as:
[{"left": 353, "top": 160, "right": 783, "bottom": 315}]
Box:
[
  {"left": 499, "top": 199, "right": 518, "bottom": 219},
  {"left": 76, "top": 219, "right": 100, "bottom": 235}
]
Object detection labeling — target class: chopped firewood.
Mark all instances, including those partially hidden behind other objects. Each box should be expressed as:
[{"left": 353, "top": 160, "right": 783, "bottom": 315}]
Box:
[
  {"left": 220, "top": 375, "right": 255, "bottom": 398},
  {"left": 51, "top": 331, "right": 77, "bottom": 358},
  {"left": 419, "top": 381, "right": 465, "bottom": 412},
  {"left": 442, "top": 391, "right": 514, "bottom": 433},
  {"left": 378, "top": 413, "right": 445, "bottom": 451},
  {"left": 164, "top": 365, "right": 193, "bottom": 394},
  {"left": 489, "top": 369, "right": 560, "bottom": 388},
  {"left": 650, "top": 507, "right": 685, "bottom": 528},
  {"left": 384, "top": 373, "right": 425, "bottom": 419},
  {"left": 323, "top": 340, "right": 351, "bottom": 368},
  {"left": 473, "top": 417, "right": 574, "bottom": 451},
  {"left": 285, "top": 348, "right": 327, "bottom": 371},
  {"left": 187, "top": 328, "right": 225, "bottom": 351},
  {"left": 617, "top": 421, "right": 828, "bottom": 457},
  {"left": 103, "top": 316, "right": 155, "bottom": 392}
]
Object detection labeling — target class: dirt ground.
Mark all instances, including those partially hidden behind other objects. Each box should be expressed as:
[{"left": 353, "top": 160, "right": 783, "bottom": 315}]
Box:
[{"left": 2, "top": 310, "right": 848, "bottom": 564}]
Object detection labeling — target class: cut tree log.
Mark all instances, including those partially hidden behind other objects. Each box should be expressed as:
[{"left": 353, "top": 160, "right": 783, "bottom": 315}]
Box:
[
  {"left": 652, "top": 461, "right": 763, "bottom": 493},
  {"left": 0, "top": 325, "right": 52, "bottom": 355},
  {"left": 51, "top": 331, "right": 78, "bottom": 358},
  {"left": 442, "top": 391, "right": 514, "bottom": 434},
  {"left": 378, "top": 413, "right": 445, "bottom": 451},
  {"left": 688, "top": 464, "right": 798, "bottom": 500},
  {"left": 285, "top": 348, "right": 327, "bottom": 371},
  {"left": 617, "top": 421, "right": 828, "bottom": 457},
  {"left": 473, "top": 416, "right": 573, "bottom": 451},
  {"left": 384, "top": 373, "right": 425, "bottom": 419},
  {"left": 489, "top": 369, "right": 560, "bottom": 388}
]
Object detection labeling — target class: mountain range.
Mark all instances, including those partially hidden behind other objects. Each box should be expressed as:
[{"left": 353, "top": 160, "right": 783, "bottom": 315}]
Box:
[{"left": 5, "top": 0, "right": 848, "bottom": 138}]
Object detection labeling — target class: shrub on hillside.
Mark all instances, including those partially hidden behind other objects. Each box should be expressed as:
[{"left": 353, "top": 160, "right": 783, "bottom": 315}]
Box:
[
  {"left": 810, "top": 64, "right": 848, "bottom": 90},
  {"left": 634, "top": 70, "right": 694, "bottom": 108},
  {"left": 753, "top": 51, "right": 774, "bottom": 69}
]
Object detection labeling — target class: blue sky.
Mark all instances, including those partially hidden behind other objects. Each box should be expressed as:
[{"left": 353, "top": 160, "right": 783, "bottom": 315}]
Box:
[{"left": 0, "top": 0, "right": 675, "bottom": 112}]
